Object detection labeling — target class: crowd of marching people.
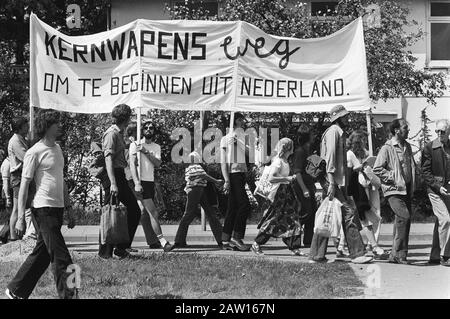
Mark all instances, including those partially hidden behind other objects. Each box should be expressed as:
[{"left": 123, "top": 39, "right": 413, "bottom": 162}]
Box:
[{"left": 1, "top": 103, "right": 450, "bottom": 299}]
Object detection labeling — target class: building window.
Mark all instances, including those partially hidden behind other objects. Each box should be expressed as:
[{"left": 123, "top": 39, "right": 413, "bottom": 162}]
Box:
[
  {"left": 173, "top": 1, "right": 219, "bottom": 17},
  {"left": 428, "top": 1, "right": 450, "bottom": 67}
]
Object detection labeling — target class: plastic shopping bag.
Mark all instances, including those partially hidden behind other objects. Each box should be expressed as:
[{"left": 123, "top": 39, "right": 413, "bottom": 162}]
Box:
[{"left": 314, "top": 197, "right": 342, "bottom": 238}]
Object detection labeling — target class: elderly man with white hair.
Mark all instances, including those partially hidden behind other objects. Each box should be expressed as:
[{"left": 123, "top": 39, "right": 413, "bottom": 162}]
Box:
[{"left": 421, "top": 118, "right": 450, "bottom": 267}]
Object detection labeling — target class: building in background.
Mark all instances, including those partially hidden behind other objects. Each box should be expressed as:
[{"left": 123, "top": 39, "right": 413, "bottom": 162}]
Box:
[{"left": 109, "top": 0, "right": 450, "bottom": 152}]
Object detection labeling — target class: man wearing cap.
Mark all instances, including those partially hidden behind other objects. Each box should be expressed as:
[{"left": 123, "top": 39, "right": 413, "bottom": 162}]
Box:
[
  {"left": 309, "top": 105, "right": 372, "bottom": 264},
  {"left": 373, "top": 118, "right": 415, "bottom": 264}
]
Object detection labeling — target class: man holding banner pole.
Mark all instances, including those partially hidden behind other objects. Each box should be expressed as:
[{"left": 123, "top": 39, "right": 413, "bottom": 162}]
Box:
[{"left": 220, "top": 112, "right": 251, "bottom": 251}]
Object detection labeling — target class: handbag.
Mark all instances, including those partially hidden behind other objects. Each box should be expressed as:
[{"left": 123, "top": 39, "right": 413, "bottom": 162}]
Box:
[
  {"left": 100, "top": 195, "right": 129, "bottom": 245},
  {"left": 254, "top": 165, "right": 280, "bottom": 202}
]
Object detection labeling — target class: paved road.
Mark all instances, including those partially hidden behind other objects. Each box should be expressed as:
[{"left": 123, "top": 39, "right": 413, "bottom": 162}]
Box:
[{"left": 61, "top": 223, "right": 450, "bottom": 299}]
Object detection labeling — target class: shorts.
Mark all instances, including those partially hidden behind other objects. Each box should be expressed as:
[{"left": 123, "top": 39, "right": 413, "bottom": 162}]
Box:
[
  {"left": 128, "top": 180, "right": 155, "bottom": 200},
  {"left": 12, "top": 183, "right": 35, "bottom": 209}
]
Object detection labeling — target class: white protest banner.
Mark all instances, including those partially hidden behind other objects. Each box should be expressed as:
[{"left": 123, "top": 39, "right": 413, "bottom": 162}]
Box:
[{"left": 30, "top": 14, "right": 370, "bottom": 113}]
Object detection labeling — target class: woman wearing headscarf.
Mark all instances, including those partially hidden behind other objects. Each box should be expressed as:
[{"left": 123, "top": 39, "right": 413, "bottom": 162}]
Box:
[{"left": 251, "top": 138, "right": 306, "bottom": 256}]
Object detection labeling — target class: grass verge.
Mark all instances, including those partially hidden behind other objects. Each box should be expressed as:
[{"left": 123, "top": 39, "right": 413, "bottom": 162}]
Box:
[{"left": 0, "top": 253, "right": 363, "bottom": 299}]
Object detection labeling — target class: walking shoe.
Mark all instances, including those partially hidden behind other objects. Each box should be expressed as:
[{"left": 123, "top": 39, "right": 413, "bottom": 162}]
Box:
[
  {"left": 5, "top": 289, "right": 23, "bottom": 299},
  {"left": 308, "top": 257, "right": 328, "bottom": 264},
  {"left": 440, "top": 257, "right": 450, "bottom": 267},
  {"left": 113, "top": 248, "right": 130, "bottom": 259},
  {"left": 291, "top": 249, "right": 307, "bottom": 257},
  {"left": 230, "top": 238, "right": 250, "bottom": 252},
  {"left": 148, "top": 242, "right": 162, "bottom": 249},
  {"left": 372, "top": 246, "right": 389, "bottom": 260},
  {"left": 163, "top": 242, "right": 174, "bottom": 252},
  {"left": 336, "top": 249, "right": 350, "bottom": 260},
  {"left": 251, "top": 243, "right": 264, "bottom": 256},
  {"left": 351, "top": 256, "right": 373, "bottom": 264},
  {"left": 221, "top": 241, "right": 235, "bottom": 251}
]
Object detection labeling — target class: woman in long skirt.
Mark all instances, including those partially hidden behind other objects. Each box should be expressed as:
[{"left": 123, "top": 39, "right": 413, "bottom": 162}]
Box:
[{"left": 251, "top": 138, "right": 306, "bottom": 256}]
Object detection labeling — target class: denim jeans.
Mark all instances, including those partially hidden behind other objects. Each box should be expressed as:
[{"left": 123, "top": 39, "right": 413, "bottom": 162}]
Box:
[
  {"left": 99, "top": 168, "right": 141, "bottom": 257},
  {"left": 7, "top": 207, "right": 74, "bottom": 299},
  {"left": 175, "top": 186, "right": 222, "bottom": 245},
  {"left": 309, "top": 186, "right": 366, "bottom": 260},
  {"left": 222, "top": 173, "right": 251, "bottom": 241},
  {"left": 387, "top": 191, "right": 412, "bottom": 259}
]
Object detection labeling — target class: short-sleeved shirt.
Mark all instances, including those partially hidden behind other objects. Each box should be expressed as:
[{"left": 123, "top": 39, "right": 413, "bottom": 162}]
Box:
[
  {"left": 271, "top": 157, "right": 290, "bottom": 180},
  {"left": 1, "top": 158, "right": 11, "bottom": 198},
  {"left": 184, "top": 164, "right": 208, "bottom": 193},
  {"left": 347, "top": 150, "right": 364, "bottom": 170},
  {"left": 321, "top": 124, "right": 346, "bottom": 187},
  {"left": 1, "top": 158, "right": 11, "bottom": 180},
  {"left": 129, "top": 139, "right": 161, "bottom": 182},
  {"left": 102, "top": 125, "right": 128, "bottom": 169},
  {"left": 293, "top": 145, "right": 314, "bottom": 188},
  {"left": 22, "top": 141, "right": 65, "bottom": 208},
  {"left": 220, "top": 133, "right": 247, "bottom": 173},
  {"left": 8, "top": 133, "right": 29, "bottom": 175}
]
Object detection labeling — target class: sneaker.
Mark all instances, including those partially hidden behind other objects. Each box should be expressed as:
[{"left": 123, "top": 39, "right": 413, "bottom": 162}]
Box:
[
  {"left": 163, "top": 242, "right": 174, "bottom": 252},
  {"left": 352, "top": 256, "right": 373, "bottom": 264},
  {"left": 5, "top": 289, "right": 23, "bottom": 299},
  {"left": 291, "top": 249, "right": 307, "bottom": 257},
  {"left": 230, "top": 238, "right": 250, "bottom": 252},
  {"left": 251, "top": 243, "right": 264, "bottom": 256}
]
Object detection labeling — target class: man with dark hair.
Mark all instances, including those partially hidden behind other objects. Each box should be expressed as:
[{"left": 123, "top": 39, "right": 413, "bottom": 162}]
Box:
[
  {"left": 374, "top": 118, "right": 415, "bottom": 264},
  {"left": 129, "top": 120, "right": 172, "bottom": 252},
  {"left": 125, "top": 122, "right": 162, "bottom": 250},
  {"left": 6, "top": 109, "right": 75, "bottom": 299},
  {"left": 99, "top": 104, "right": 141, "bottom": 259},
  {"left": 220, "top": 112, "right": 251, "bottom": 251},
  {"left": 7, "top": 116, "right": 36, "bottom": 241},
  {"left": 421, "top": 119, "right": 450, "bottom": 267},
  {"left": 309, "top": 105, "right": 372, "bottom": 264}
]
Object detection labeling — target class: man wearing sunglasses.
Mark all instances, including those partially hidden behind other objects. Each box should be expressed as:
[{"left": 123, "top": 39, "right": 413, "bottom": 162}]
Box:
[
  {"left": 421, "top": 119, "right": 450, "bottom": 267},
  {"left": 129, "top": 120, "right": 173, "bottom": 252}
]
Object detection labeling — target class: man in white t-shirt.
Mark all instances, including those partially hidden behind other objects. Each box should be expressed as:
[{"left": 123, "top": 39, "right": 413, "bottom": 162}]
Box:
[
  {"left": 129, "top": 120, "right": 172, "bottom": 252},
  {"left": 1, "top": 155, "right": 13, "bottom": 209},
  {"left": 6, "top": 109, "right": 75, "bottom": 299}
]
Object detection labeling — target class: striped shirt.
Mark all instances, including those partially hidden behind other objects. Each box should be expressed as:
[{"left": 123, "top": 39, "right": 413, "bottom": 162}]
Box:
[{"left": 184, "top": 164, "right": 207, "bottom": 193}]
